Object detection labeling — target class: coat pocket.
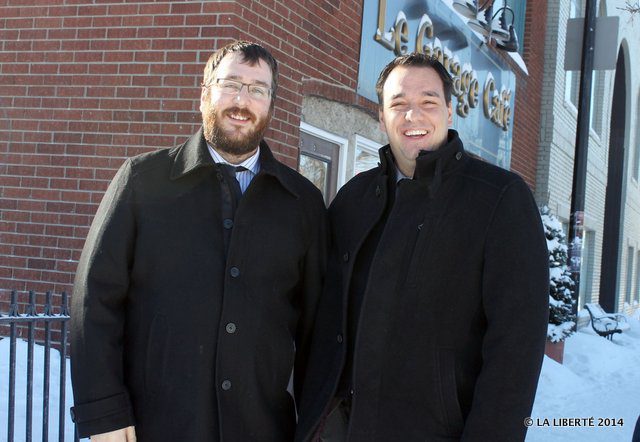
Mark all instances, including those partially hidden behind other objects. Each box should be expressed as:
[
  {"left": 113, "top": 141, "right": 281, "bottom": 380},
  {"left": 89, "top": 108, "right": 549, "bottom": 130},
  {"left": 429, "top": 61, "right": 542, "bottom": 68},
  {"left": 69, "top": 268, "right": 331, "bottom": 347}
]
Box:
[
  {"left": 436, "top": 347, "right": 464, "bottom": 435},
  {"left": 144, "top": 314, "right": 170, "bottom": 396}
]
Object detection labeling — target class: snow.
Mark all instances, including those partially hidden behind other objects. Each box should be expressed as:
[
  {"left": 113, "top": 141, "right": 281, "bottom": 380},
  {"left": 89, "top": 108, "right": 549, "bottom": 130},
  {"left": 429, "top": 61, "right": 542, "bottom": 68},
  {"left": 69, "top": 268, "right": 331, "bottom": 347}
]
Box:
[
  {"left": 527, "top": 313, "right": 640, "bottom": 441},
  {"left": 2, "top": 313, "right": 640, "bottom": 441},
  {"left": 0, "top": 338, "right": 76, "bottom": 441}
]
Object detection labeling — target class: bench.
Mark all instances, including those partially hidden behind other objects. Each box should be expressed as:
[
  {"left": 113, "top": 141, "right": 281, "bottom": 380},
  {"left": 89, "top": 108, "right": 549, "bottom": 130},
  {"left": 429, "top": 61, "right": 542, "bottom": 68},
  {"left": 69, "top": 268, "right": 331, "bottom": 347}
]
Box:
[{"left": 584, "top": 303, "right": 630, "bottom": 340}]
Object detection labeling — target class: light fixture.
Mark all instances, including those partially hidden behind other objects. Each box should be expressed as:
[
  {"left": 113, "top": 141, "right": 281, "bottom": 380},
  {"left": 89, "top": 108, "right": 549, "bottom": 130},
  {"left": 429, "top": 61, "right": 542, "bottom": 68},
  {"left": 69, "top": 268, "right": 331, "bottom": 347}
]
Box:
[
  {"left": 467, "top": 5, "right": 492, "bottom": 37},
  {"left": 452, "top": 0, "right": 478, "bottom": 19},
  {"left": 466, "top": 5, "right": 519, "bottom": 52},
  {"left": 493, "top": 7, "right": 519, "bottom": 52}
]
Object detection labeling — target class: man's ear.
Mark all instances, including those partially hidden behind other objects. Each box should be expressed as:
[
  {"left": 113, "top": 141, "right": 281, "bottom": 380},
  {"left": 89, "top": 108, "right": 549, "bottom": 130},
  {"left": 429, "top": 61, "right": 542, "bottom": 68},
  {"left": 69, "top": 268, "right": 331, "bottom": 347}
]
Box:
[
  {"left": 378, "top": 108, "right": 387, "bottom": 134},
  {"left": 447, "top": 101, "right": 453, "bottom": 126},
  {"left": 199, "top": 87, "right": 208, "bottom": 113}
]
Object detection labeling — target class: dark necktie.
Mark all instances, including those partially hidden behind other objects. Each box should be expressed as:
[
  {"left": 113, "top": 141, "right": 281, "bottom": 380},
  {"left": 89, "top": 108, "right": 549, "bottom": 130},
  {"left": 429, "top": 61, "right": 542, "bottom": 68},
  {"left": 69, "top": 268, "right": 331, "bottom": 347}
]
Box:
[{"left": 219, "top": 164, "right": 248, "bottom": 203}]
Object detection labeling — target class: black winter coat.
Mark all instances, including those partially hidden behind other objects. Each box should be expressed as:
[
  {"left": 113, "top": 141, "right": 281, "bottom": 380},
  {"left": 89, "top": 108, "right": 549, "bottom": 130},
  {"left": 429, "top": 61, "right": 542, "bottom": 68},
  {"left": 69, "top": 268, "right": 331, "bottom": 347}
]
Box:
[
  {"left": 296, "top": 130, "right": 549, "bottom": 442},
  {"left": 70, "top": 129, "right": 328, "bottom": 441}
]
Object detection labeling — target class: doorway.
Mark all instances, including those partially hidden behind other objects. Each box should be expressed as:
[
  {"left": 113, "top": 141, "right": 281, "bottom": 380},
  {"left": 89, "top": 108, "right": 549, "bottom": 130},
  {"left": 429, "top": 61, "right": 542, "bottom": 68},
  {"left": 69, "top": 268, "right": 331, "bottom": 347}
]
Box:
[{"left": 599, "top": 47, "right": 627, "bottom": 312}]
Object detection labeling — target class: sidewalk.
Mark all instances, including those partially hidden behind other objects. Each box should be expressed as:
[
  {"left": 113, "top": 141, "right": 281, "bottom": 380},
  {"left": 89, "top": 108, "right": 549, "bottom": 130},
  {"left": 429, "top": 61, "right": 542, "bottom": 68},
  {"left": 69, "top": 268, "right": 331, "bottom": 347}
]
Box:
[{"left": 527, "top": 310, "right": 640, "bottom": 441}]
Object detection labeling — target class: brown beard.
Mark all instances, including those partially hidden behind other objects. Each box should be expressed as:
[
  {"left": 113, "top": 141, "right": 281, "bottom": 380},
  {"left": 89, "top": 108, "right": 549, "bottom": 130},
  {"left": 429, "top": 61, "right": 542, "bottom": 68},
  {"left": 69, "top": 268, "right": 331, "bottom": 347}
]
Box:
[{"left": 202, "top": 105, "right": 270, "bottom": 157}]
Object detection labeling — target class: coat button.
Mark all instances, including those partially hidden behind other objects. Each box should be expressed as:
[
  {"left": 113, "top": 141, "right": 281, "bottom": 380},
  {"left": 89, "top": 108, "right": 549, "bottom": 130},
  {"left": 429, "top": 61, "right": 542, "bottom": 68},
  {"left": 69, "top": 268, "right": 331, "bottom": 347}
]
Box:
[
  {"left": 221, "top": 380, "right": 232, "bottom": 390},
  {"left": 226, "top": 322, "right": 236, "bottom": 333},
  {"left": 230, "top": 267, "right": 240, "bottom": 277},
  {"left": 216, "top": 172, "right": 223, "bottom": 180},
  {"left": 455, "top": 152, "right": 462, "bottom": 160},
  {"left": 375, "top": 186, "right": 381, "bottom": 197},
  {"left": 223, "top": 219, "right": 234, "bottom": 229},
  {"left": 342, "top": 252, "right": 349, "bottom": 262},
  {"left": 337, "top": 334, "right": 343, "bottom": 343}
]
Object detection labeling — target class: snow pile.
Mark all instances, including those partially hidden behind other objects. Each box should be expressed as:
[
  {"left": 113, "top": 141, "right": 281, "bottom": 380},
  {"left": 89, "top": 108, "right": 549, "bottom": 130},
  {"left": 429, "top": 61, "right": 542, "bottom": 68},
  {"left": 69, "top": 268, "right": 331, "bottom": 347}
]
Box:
[
  {"left": 0, "top": 338, "right": 76, "bottom": 441},
  {"left": 527, "top": 313, "right": 640, "bottom": 441},
  {"left": 2, "top": 313, "right": 640, "bottom": 442}
]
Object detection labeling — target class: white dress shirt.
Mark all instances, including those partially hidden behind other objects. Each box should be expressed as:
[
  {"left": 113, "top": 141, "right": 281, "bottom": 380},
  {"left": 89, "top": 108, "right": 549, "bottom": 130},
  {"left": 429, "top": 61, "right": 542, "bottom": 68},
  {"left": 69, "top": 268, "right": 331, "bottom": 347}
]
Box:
[{"left": 207, "top": 144, "right": 261, "bottom": 193}]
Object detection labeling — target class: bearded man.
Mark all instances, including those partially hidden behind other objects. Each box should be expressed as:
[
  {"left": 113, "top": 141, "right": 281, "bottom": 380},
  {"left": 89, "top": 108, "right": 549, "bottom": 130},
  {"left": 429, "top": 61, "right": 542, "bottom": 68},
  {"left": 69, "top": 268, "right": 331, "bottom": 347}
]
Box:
[{"left": 70, "top": 41, "right": 327, "bottom": 442}]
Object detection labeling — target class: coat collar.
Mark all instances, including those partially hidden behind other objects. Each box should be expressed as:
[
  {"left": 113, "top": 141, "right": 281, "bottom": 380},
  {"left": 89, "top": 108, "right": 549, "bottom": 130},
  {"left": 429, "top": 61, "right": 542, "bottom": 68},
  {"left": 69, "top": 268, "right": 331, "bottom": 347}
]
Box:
[
  {"left": 169, "top": 127, "right": 300, "bottom": 198},
  {"left": 378, "top": 129, "right": 466, "bottom": 197}
]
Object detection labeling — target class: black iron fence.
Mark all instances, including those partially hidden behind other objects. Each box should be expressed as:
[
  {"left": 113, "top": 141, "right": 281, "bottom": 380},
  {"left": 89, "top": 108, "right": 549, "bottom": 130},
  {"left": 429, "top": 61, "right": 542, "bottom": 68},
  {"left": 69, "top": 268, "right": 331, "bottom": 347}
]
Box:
[{"left": 0, "top": 290, "right": 78, "bottom": 442}]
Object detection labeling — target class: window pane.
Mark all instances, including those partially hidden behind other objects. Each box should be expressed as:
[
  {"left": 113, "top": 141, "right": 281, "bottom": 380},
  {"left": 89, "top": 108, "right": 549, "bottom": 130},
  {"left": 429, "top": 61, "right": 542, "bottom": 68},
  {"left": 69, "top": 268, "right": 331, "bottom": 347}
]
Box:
[
  {"left": 636, "top": 251, "right": 640, "bottom": 302},
  {"left": 634, "top": 98, "right": 640, "bottom": 180},
  {"left": 299, "top": 154, "right": 329, "bottom": 197},
  {"left": 565, "top": 0, "right": 582, "bottom": 107},
  {"left": 354, "top": 146, "right": 378, "bottom": 175},
  {"left": 626, "top": 247, "right": 635, "bottom": 303},
  {"left": 505, "top": 0, "right": 526, "bottom": 54}
]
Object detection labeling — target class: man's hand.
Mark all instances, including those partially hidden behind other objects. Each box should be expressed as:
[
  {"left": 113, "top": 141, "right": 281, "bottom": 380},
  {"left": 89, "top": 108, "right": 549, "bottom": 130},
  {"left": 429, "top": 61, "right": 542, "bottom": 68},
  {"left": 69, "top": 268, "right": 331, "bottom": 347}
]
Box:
[{"left": 90, "top": 426, "right": 136, "bottom": 441}]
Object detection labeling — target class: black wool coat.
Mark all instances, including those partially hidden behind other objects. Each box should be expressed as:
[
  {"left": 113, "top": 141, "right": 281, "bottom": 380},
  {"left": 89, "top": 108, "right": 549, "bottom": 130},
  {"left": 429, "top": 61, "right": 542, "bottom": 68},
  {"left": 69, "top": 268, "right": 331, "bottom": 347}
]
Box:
[
  {"left": 70, "top": 129, "right": 328, "bottom": 441},
  {"left": 296, "top": 130, "right": 549, "bottom": 442}
]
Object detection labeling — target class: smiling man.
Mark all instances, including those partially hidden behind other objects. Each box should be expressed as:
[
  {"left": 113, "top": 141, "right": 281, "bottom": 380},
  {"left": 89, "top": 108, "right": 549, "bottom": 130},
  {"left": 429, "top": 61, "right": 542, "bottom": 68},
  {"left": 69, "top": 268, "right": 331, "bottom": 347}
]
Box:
[
  {"left": 296, "top": 53, "right": 549, "bottom": 441},
  {"left": 70, "top": 41, "right": 327, "bottom": 442}
]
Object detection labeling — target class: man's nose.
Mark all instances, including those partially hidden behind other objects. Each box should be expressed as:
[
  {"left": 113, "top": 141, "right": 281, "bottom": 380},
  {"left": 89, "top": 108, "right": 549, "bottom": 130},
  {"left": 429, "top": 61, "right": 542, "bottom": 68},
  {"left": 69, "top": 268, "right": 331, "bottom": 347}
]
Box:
[
  {"left": 234, "top": 85, "right": 251, "bottom": 104},
  {"left": 405, "top": 107, "right": 422, "bottom": 121}
]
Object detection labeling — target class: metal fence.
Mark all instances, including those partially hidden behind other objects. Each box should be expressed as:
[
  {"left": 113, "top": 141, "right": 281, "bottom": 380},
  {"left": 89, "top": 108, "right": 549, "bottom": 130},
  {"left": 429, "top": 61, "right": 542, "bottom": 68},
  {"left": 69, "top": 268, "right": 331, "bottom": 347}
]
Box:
[{"left": 0, "top": 290, "right": 78, "bottom": 442}]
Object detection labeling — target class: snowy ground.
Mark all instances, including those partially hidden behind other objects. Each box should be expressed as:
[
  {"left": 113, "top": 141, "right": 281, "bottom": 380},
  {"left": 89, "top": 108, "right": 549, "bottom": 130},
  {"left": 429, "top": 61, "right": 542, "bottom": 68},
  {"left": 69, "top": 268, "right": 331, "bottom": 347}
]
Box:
[
  {"left": 0, "top": 338, "right": 76, "bottom": 441},
  {"left": 527, "top": 309, "right": 640, "bottom": 442},
  {"left": 2, "top": 311, "right": 640, "bottom": 442}
]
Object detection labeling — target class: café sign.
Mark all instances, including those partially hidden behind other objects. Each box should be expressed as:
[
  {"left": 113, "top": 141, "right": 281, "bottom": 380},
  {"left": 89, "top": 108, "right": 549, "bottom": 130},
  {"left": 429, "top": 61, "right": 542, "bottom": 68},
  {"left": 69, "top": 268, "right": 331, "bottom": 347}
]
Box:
[{"left": 358, "top": 0, "right": 518, "bottom": 168}]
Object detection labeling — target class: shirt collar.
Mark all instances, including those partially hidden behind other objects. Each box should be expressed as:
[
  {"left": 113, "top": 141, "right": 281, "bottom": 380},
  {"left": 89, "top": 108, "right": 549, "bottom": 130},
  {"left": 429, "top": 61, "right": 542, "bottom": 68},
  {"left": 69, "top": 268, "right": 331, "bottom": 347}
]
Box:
[
  {"left": 207, "top": 143, "right": 261, "bottom": 175},
  {"left": 395, "top": 165, "right": 411, "bottom": 182},
  {"left": 169, "top": 129, "right": 300, "bottom": 199}
]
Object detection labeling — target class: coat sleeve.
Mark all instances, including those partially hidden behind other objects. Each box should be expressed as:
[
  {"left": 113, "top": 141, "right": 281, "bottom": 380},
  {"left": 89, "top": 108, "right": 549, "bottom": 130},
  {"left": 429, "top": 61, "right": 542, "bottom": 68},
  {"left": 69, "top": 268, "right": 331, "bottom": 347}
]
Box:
[
  {"left": 293, "top": 197, "right": 329, "bottom": 403},
  {"left": 461, "top": 178, "right": 549, "bottom": 442},
  {"left": 70, "top": 159, "right": 137, "bottom": 438}
]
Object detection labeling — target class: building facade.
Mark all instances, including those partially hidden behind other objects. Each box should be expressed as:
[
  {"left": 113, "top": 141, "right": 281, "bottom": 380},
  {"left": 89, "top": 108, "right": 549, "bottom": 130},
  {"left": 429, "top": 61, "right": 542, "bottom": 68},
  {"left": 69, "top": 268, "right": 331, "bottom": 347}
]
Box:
[
  {"left": 6, "top": 0, "right": 637, "bottom": 320},
  {"left": 1, "top": 0, "right": 545, "bottom": 312},
  {"left": 536, "top": 0, "right": 640, "bottom": 314}
]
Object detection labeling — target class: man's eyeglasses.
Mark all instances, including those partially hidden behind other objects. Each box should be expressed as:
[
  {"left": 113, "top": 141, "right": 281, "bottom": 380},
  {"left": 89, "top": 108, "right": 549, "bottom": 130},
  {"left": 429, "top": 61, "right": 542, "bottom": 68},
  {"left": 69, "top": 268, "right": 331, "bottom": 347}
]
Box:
[{"left": 209, "top": 78, "right": 272, "bottom": 100}]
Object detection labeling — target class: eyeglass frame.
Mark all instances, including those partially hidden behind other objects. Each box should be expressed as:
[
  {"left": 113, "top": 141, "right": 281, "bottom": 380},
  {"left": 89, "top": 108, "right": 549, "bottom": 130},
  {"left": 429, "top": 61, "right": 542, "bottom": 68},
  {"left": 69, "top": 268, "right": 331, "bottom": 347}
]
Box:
[{"left": 203, "top": 77, "right": 273, "bottom": 100}]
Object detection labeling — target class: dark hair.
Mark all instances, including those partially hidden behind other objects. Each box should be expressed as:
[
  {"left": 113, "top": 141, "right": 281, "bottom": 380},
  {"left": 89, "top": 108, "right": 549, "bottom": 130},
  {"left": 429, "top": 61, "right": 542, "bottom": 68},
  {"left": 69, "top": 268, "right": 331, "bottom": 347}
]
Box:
[
  {"left": 375, "top": 53, "right": 453, "bottom": 106},
  {"left": 202, "top": 40, "right": 279, "bottom": 104}
]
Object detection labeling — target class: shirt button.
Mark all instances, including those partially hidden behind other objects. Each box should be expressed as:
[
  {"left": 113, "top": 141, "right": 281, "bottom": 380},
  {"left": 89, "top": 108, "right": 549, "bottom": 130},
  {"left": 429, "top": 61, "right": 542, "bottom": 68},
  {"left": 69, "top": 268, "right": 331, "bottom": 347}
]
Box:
[
  {"left": 221, "top": 380, "right": 232, "bottom": 391},
  {"left": 343, "top": 252, "right": 349, "bottom": 262},
  {"left": 223, "top": 219, "right": 234, "bottom": 229},
  {"left": 226, "top": 322, "right": 236, "bottom": 334},
  {"left": 230, "top": 267, "right": 240, "bottom": 278},
  {"left": 337, "top": 334, "right": 343, "bottom": 343}
]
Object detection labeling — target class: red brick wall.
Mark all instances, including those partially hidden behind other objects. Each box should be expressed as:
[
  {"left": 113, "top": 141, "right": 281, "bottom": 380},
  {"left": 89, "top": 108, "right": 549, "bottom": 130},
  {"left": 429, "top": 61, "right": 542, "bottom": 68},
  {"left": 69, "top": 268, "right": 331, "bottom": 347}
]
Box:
[
  {"left": 1, "top": 0, "right": 545, "bottom": 314},
  {"left": 511, "top": 0, "right": 547, "bottom": 190},
  {"left": 0, "top": 0, "right": 364, "bottom": 308}
]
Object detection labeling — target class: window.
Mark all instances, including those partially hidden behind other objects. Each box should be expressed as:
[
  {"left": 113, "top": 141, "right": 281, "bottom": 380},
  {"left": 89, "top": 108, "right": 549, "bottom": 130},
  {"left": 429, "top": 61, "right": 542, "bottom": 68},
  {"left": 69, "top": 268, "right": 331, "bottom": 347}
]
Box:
[
  {"left": 589, "top": 1, "right": 607, "bottom": 135},
  {"left": 565, "top": 0, "right": 582, "bottom": 108},
  {"left": 636, "top": 250, "right": 640, "bottom": 303},
  {"left": 625, "top": 246, "right": 634, "bottom": 304},
  {"left": 578, "top": 230, "right": 595, "bottom": 308},
  {"left": 633, "top": 94, "right": 640, "bottom": 181},
  {"left": 298, "top": 123, "right": 347, "bottom": 204},
  {"left": 353, "top": 135, "right": 381, "bottom": 177},
  {"left": 505, "top": 0, "right": 526, "bottom": 54}
]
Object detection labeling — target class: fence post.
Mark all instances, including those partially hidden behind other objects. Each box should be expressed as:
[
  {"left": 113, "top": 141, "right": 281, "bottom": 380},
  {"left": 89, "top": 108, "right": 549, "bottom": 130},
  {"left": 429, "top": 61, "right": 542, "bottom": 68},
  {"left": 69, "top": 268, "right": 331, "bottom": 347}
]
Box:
[
  {"left": 2, "top": 289, "right": 74, "bottom": 441},
  {"left": 7, "top": 290, "right": 19, "bottom": 442}
]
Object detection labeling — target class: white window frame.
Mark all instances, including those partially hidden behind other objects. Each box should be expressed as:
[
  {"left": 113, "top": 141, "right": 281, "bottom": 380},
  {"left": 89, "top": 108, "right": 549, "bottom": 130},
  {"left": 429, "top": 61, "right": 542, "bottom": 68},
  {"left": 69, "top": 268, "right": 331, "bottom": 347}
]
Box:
[
  {"left": 352, "top": 134, "right": 381, "bottom": 179},
  {"left": 299, "top": 121, "right": 348, "bottom": 189}
]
